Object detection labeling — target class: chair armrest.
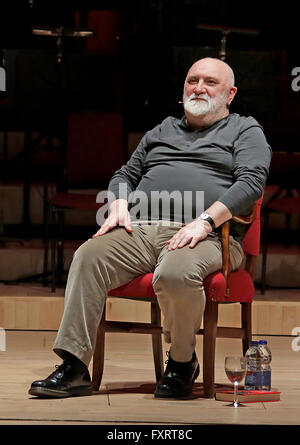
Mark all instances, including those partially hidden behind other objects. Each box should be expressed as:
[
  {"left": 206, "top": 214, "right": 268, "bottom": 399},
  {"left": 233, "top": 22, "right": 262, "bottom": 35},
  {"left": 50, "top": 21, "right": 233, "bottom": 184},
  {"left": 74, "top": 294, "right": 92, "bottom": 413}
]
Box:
[
  {"left": 221, "top": 204, "right": 257, "bottom": 296},
  {"left": 232, "top": 205, "right": 257, "bottom": 225}
]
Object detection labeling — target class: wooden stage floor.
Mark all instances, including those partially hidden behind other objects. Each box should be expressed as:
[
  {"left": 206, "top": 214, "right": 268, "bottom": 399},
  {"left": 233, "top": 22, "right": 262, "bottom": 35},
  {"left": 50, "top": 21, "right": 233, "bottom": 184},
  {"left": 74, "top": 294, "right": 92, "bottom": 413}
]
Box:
[{"left": 0, "top": 330, "right": 299, "bottom": 426}]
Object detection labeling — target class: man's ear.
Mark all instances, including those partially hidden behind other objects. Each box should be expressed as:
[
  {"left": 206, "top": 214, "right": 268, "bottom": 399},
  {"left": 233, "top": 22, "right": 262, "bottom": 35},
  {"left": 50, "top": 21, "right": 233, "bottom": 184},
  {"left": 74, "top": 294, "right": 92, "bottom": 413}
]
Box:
[{"left": 227, "top": 86, "right": 237, "bottom": 107}]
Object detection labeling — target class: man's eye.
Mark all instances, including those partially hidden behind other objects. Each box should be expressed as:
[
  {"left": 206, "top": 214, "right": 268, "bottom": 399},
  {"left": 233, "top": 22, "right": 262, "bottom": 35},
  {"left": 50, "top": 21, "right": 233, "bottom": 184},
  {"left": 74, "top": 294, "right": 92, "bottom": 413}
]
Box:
[{"left": 187, "top": 79, "right": 197, "bottom": 84}]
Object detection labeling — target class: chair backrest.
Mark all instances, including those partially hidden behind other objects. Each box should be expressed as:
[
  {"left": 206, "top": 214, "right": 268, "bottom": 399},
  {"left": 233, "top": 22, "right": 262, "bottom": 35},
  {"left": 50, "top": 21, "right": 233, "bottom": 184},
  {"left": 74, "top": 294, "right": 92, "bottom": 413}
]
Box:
[
  {"left": 242, "top": 195, "right": 263, "bottom": 257},
  {"left": 65, "top": 111, "right": 127, "bottom": 190},
  {"left": 85, "top": 10, "right": 122, "bottom": 55}
]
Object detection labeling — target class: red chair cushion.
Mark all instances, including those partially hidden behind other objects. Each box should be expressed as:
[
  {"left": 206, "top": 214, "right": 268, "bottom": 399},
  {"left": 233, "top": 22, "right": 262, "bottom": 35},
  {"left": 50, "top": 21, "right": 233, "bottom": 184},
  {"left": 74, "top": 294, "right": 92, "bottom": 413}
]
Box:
[
  {"left": 203, "top": 269, "right": 254, "bottom": 303},
  {"left": 108, "top": 270, "right": 254, "bottom": 303},
  {"left": 109, "top": 273, "right": 157, "bottom": 299}
]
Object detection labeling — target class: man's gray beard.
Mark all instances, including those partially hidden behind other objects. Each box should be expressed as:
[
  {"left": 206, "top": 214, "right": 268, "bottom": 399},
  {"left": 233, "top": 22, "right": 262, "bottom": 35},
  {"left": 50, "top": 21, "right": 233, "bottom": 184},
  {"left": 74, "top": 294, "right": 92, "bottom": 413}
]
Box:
[{"left": 183, "top": 92, "right": 228, "bottom": 117}]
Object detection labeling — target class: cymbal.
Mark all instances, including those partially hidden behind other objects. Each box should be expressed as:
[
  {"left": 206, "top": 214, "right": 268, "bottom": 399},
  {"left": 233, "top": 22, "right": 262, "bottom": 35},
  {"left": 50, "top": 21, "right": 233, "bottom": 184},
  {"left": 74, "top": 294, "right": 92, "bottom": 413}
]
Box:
[
  {"left": 32, "top": 26, "right": 94, "bottom": 38},
  {"left": 196, "top": 24, "right": 259, "bottom": 35}
]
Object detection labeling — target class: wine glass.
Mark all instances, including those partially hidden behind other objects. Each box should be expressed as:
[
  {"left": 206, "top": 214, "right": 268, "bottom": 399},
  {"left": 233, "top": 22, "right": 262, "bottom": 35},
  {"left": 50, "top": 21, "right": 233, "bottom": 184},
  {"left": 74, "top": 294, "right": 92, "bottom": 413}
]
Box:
[{"left": 224, "top": 355, "right": 247, "bottom": 407}]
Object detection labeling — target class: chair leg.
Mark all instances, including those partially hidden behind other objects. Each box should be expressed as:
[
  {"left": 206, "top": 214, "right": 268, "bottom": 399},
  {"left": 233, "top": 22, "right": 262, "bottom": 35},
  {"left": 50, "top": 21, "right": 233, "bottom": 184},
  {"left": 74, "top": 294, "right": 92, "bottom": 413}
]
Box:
[
  {"left": 92, "top": 307, "right": 106, "bottom": 391},
  {"left": 43, "top": 201, "right": 50, "bottom": 287},
  {"left": 298, "top": 214, "right": 300, "bottom": 249},
  {"left": 261, "top": 209, "right": 270, "bottom": 295},
  {"left": 151, "top": 302, "right": 164, "bottom": 382},
  {"left": 57, "top": 208, "right": 65, "bottom": 285},
  {"left": 241, "top": 302, "right": 252, "bottom": 356},
  {"left": 285, "top": 213, "right": 291, "bottom": 248},
  {"left": 203, "top": 301, "right": 218, "bottom": 398},
  {"left": 51, "top": 207, "right": 57, "bottom": 293}
]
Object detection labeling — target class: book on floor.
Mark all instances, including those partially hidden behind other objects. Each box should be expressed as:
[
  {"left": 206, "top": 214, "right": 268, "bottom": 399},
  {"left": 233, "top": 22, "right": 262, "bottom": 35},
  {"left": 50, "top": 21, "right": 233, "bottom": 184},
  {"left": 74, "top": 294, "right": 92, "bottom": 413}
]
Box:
[{"left": 215, "top": 390, "right": 281, "bottom": 403}]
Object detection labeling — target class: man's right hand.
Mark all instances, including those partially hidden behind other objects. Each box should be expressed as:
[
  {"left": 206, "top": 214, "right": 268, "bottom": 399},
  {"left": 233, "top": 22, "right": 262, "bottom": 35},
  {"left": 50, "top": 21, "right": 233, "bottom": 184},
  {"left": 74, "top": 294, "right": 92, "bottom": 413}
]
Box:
[{"left": 93, "top": 199, "right": 133, "bottom": 237}]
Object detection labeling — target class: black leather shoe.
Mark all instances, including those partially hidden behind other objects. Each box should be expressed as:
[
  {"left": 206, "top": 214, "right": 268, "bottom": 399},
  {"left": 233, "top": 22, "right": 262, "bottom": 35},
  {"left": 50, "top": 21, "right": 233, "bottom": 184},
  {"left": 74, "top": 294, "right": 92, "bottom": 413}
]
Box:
[
  {"left": 154, "top": 351, "right": 199, "bottom": 398},
  {"left": 28, "top": 353, "right": 92, "bottom": 398}
]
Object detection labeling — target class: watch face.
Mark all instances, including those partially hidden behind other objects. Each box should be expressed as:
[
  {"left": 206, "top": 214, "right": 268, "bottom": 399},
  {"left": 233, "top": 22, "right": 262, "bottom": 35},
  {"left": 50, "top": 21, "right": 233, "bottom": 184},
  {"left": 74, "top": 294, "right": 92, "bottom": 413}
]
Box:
[
  {"left": 201, "top": 213, "right": 210, "bottom": 220},
  {"left": 200, "top": 212, "right": 215, "bottom": 229}
]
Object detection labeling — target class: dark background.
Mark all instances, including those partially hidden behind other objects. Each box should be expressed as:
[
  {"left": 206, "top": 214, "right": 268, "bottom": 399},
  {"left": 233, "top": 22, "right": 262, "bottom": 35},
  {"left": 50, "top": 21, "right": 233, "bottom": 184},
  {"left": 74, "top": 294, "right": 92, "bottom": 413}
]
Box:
[
  {"left": 1, "top": 0, "right": 299, "bottom": 138},
  {"left": 0, "top": 0, "right": 299, "bottom": 257}
]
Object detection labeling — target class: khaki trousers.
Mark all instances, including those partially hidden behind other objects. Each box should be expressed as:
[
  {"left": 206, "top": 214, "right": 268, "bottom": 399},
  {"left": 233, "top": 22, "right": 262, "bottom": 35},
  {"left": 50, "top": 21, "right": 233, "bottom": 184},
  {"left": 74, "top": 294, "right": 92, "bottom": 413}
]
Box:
[{"left": 53, "top": 222, "right": 244, "bottom": 365}]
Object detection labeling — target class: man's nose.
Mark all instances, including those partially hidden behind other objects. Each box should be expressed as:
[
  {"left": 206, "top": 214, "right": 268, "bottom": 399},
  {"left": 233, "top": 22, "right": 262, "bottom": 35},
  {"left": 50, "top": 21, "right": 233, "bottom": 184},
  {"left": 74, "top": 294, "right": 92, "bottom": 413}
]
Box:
[{"left": 194, "top": 81, "right": 206, "bottom": 95}]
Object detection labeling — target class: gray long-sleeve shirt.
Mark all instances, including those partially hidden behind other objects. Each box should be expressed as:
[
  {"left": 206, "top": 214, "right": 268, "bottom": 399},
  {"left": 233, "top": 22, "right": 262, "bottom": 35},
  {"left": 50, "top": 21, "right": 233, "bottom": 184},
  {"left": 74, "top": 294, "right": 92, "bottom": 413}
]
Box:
[{"left": 108, "top": 113, "right": 271, "bottom": 241}]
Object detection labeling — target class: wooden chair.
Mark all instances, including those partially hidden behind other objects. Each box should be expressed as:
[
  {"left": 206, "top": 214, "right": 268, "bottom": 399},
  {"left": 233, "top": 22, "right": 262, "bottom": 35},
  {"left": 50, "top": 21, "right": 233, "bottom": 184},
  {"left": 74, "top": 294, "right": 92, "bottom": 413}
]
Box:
[{"left": 92, "top": 197, "right": 262, "bottom": 398}]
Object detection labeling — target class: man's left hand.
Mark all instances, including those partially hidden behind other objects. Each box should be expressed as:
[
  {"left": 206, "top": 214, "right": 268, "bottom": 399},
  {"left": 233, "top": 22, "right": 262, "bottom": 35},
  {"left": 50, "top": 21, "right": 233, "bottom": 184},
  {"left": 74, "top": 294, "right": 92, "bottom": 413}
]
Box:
[{"left": 166, "top": 219, "right": 213, "bottom": 250}]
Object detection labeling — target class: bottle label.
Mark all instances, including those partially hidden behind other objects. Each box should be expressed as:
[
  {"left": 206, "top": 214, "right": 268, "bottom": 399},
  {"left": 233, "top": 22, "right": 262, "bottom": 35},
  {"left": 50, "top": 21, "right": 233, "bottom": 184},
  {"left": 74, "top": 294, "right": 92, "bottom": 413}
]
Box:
[
  {"left": 260, "top": 370, "right": 271, "bottom": 389},
  {"left": 245, "top": 370, "right": 261, "bottom": 388}
]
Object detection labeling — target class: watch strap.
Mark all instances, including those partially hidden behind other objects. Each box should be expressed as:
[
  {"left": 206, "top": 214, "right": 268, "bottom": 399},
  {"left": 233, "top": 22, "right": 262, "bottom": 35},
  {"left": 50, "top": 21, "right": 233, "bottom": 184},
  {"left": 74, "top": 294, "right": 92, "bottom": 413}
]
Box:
[{"left": 199, "top": 213, "right": 216, "bottom": 230}]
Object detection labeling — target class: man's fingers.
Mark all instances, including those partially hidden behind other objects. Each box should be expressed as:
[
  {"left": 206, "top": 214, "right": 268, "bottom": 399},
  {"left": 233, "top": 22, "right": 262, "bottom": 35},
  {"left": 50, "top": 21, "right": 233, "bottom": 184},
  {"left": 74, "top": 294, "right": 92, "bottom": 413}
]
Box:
[
  {"left": 122, "top": 214, "right": 133, "bottom": 232},
  {"left": 93, "top": 217, "right": 133, "bottom": 238},
  {"left": 166, "top": 229, "right": 206, "bottom": 250},
  {"left": 189, "top": 236, "right": 201, "bottom": 248},
  {"left": 124, "top": 223, "right": 133, "bottom": 233},
  {"left": 93, "top": 221, "right": 114, "bottom": 237},
  {"left": 167, "top": 234, "right": 188, "bottom": 250},
  {"left": 92, "top": 227, "right": 108, "bottom": 238}
]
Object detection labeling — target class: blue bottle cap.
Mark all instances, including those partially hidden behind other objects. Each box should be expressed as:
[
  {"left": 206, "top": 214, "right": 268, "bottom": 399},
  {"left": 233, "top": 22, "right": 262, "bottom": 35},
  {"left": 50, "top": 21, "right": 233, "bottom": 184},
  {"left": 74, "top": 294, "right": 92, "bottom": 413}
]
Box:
[
  {"left": 251, "top": 341, "right": 259, "bottom": 345},
  {"left": 259, "top": 340, "right": 267, "bottom": 344}
]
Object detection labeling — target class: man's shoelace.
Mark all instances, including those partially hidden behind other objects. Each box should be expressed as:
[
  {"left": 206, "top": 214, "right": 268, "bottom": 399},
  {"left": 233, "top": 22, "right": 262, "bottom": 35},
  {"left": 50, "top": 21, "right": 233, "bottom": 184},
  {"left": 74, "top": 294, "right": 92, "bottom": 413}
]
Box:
[
  {"left": 48, "top": 363, "right": 67, "bottom": 379},
  {"left": 165, "top": 350, "right": 170, "bottom": 365}
]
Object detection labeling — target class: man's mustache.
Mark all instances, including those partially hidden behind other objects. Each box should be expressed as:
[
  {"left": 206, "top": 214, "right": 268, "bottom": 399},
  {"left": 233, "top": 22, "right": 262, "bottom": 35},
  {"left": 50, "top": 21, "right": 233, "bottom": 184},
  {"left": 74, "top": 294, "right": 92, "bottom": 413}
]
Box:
[{"left": 187, "top": 93, "right": 210, "bottom": 102}]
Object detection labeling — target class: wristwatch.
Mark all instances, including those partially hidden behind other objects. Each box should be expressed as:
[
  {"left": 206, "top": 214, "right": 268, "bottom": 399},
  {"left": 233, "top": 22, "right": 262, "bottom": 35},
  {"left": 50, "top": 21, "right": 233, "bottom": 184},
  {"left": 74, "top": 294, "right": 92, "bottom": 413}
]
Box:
[{"left": 198, "top": 212, "right": 216, "bottom": 230}]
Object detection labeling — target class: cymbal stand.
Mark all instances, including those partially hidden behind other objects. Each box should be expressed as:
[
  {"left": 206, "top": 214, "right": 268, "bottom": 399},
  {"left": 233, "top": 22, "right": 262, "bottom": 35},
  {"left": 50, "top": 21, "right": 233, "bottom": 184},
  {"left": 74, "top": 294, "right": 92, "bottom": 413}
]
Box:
[
  {"left": 219, "top": 30, "right": 230, "bottom": 61},
  {"left": 196, "top": 24, "right": 260, "bottom": 62}
]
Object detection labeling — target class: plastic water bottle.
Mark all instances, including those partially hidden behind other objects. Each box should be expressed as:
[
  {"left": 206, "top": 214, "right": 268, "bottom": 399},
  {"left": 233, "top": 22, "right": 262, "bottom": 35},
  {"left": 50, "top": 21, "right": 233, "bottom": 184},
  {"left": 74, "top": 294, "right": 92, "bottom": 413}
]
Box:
[
  {"left": 244, "top": 341, "right": 262, "bottom": 390},
  {"left": 258, "top": 340, "right": 272, "bottom": 390}
]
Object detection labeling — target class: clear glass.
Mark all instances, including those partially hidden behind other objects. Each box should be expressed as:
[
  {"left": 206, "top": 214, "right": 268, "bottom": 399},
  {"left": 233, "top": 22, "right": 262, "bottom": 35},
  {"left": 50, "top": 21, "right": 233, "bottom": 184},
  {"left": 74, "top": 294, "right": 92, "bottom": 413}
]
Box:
[{"left": 224, "top": 356, "right": 248, "bottom": 407}]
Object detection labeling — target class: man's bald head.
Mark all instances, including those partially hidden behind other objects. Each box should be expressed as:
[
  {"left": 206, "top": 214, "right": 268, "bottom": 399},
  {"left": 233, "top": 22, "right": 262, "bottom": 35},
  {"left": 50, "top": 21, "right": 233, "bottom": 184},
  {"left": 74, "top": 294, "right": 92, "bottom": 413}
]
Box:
[{"left": 186, "top": 57, "right": 235, "bottom": 89}]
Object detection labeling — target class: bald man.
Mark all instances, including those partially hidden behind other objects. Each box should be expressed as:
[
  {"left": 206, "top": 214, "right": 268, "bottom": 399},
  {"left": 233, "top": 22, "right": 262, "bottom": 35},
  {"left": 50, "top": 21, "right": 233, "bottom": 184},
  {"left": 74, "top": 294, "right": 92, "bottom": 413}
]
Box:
[{"left": 29, "top": 58, "right": 271, "bottom": 399}]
